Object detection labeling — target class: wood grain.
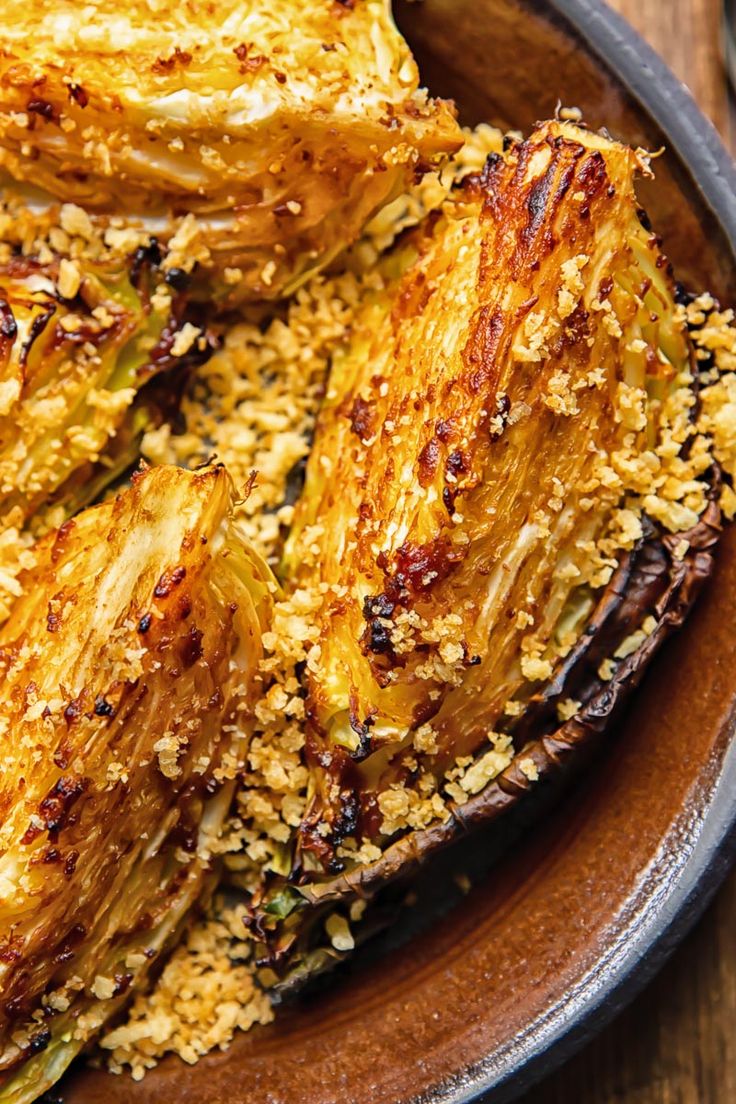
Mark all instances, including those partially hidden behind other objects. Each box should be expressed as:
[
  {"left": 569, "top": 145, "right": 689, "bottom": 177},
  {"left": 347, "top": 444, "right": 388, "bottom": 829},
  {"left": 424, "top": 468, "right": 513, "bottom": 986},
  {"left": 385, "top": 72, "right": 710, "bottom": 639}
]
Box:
[
  {"left": 521, "top": 2, "right": 736, "bottom": 1101},
  {"left": 612, "top": 0, "right": 736, "bottom": 148}
]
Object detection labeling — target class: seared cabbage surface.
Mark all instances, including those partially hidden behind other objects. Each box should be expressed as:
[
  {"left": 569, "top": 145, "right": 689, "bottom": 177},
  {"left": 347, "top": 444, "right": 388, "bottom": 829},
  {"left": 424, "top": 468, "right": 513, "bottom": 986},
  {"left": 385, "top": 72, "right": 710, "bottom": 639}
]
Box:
[
  {"left": 0, "top": 464, "right": 273, "bottom": 1104},
  {"left": 275, "top": 122, "right": 719, "bottom": 895},
  {"left": 0, "top": 0, "right": 461, "bottom": 303}
]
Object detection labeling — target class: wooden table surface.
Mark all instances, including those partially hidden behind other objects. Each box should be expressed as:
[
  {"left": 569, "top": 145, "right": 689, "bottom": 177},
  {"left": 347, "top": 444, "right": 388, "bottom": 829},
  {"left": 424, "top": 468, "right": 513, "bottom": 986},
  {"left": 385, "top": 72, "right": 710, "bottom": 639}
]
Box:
[{"left": 520, "top": 2, "right": 736, "bottom": 1101}]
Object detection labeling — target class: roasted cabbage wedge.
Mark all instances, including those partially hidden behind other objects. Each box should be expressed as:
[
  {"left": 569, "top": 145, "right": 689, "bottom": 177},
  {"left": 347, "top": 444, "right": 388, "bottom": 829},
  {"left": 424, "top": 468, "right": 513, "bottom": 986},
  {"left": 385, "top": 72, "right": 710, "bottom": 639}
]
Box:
[
  {"left": 251, "top": 122, "right": 720, "bottom": 963},
  {"left": 0, "top": 464, "right": 274, "bottom": 1104},
  {"left": 0, "top": 0, "right": 461, "bottom": 304},
  {"left": 0, "top": 213, "right": 214, "bottom": 528}
]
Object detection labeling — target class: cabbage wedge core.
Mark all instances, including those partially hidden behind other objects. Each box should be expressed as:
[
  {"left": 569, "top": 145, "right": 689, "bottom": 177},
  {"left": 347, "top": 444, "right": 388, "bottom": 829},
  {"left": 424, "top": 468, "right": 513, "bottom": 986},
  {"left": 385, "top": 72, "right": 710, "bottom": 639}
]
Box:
[{"left": 0, "top": 464, "right": 273, "bottom": 1104}]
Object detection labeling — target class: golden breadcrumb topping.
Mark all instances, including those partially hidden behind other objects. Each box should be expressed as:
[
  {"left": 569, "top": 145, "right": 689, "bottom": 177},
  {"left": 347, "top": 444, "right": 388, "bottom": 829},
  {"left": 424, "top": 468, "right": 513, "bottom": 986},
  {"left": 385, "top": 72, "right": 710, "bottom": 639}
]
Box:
[
  {"left": 0, "top": 122, "right": 729, "bottom": 1081},
  {"left": 98, "top": 125, "right": 505, "bottom": 1076},
  {"left": 684, "top": 293, "right": 736, "bottom": 517},
  {"left": 101, "top": 902, "right": 274, "bottom": 1081}
]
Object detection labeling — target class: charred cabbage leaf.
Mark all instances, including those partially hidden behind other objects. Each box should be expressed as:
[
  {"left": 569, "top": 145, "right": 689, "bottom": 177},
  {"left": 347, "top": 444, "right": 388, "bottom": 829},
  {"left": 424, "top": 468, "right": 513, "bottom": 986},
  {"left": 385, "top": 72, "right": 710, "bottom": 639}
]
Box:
[
  {"left": 0, "top": 464, "right": 274, "bottom": 1104},
  {"left": 252, "top": 122, "right": 720, "bottom": 959},
  {"left": 0, "top": 228, "right": 214, "bottom": 528},
  {"left": 0, "top": 0, "right": 461, "bottom": 304}
]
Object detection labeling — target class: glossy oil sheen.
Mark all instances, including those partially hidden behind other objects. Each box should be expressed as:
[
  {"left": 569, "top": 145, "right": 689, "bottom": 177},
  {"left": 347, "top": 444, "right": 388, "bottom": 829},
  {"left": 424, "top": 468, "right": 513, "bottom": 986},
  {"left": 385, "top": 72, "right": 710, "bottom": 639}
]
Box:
[{"left": 64, "top": 2, "right": 736, "bottom": 1102}]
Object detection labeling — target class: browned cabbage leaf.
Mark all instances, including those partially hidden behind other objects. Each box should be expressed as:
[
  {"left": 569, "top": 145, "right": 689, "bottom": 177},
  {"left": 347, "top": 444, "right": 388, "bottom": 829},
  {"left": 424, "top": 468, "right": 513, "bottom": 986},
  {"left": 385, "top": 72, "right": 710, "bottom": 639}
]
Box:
[
  {"left": 0, "top": 0, "right": 461, "bottom": 304},
  {"left": 0, "top": 464, "right": 274, "bottom": 1104},
  {"left": 251, "top": 122, "right": 719, "bottom": 961},
  {"left": 0, "top": 234, "right": 213, "bottom": 529}
]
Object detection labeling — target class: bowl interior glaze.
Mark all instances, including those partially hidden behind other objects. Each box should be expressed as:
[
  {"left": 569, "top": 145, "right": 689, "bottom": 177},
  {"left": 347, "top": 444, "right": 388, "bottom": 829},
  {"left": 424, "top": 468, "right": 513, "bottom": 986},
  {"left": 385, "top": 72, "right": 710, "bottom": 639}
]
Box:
[{"left": 64, "top": 3, "right": 736, "bottom": 1102}]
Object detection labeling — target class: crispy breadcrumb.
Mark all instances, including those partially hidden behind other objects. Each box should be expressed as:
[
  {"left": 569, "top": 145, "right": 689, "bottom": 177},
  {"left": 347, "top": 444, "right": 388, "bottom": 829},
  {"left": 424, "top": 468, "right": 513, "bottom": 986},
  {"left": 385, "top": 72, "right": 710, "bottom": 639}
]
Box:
[
  {"left": 69, "top": 127, "right": 736, "bottom": 1079},
  {"left": 97, "top": 124, "right": 506, "bottom": 1079}
]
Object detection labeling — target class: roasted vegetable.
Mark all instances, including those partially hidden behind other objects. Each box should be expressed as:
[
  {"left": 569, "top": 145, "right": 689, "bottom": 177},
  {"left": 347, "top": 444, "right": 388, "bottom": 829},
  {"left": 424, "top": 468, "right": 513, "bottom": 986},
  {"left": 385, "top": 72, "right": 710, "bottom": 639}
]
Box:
[
  {"left": 0, "top": 218, "right": 214, "bottom": 528},
  {"left": 0, "top": 0, "right": 461, "bottom": 304},
  {"left": 251, "top": 122, "right": 720, "bottom": 958},
  {"left": 0, "top": 464, "right": 274, "bottom": 1104}
]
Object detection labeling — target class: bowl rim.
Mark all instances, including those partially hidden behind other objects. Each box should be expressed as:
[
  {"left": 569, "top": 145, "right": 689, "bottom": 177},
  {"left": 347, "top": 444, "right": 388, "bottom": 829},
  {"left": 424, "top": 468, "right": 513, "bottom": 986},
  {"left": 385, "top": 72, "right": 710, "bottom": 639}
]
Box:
[{"left": 437, "top": 2, "right": 736, "bottom": 1101}]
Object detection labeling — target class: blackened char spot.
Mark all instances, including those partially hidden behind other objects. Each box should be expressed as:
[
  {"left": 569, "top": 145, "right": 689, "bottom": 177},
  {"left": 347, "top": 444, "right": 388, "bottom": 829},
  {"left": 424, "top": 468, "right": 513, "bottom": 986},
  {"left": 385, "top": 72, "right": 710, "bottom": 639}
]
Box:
[
  {"left": 298, "top": 820, "right": 343, "bottom": 873},
  {"left": 181, "top": 626, "right": 204, "bottom": 667},
  {"left": 0, "top": 299, "right": 17, "bottom": 345},
  {"left": 346, "top": 689, "right": 376, "bottom": 762},
  {"left": 145, "top": 317, "right": 217, "bottom": 377},
  {"left": 363, "top": 619, "right": 393, "bottom": 656},
  {"left": 168, "top": 820, "right": 197, "bottom": 853},
  {"left": 68, "top": 82, "right": 89, "bottom": 107},
  {"left": 19, "top": 306, "right": 56, "bottom": 367},
  {"left": 368, "top": 537, "right": 466, "bottom": 633},
  {"left": 27, "top": 99, "right": 58, "bottom": 122},
  {"left": 165, "top": 267, "right": 191, "bottom": 291},
  {"left": 129, "top": 239, "right": 162, "bottom": 289},
  {"left": 446, "top": 449, "right": 468, "bottom": 478},
  {"left": 637, "top": 207, "right": 653, "bottom": 232},
  {"left": 93, "top": 696, "right": 114, "bottom": 717},
  {"left": 525, "top": 165, "right": 555, "bottom": 238},
  {"left": 553, "top": 160, "right": 576, "bottom": 207},
  {"left": 363, "top": 594, "right": 395, "bottom": 620},
  {"left": 473, "top": 150, "right": 503, "bottom": 197},
  {"left": 28, "top": 1028, "right": 51, "bottom": 1055},
  {"left": 332, "top": 788, "right": 360, "bottom": 840},
  {"left": 522, "top": 156, "right": 576, "bottom": 255},
  {"left": 113, "top": 972, "right": 134, "bottom": 997},
  {"left": 361, "top": 593, "right": 398, "bottom": 667}
]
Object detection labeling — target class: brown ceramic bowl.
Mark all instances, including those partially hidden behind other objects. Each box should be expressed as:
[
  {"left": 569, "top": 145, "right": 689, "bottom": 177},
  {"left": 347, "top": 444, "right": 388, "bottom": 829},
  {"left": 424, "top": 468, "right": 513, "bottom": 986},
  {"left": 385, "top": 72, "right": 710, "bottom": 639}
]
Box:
[{"left": 65, "top": 2, "right": 736, "bottom": 1102}]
